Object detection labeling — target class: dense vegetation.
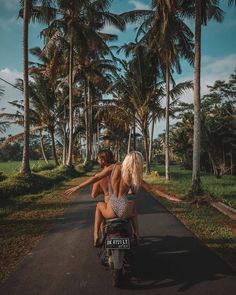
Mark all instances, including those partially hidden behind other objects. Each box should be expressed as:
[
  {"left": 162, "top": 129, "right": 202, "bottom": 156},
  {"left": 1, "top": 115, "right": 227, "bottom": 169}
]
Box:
[
  {"left": 154, "top": 72, "right": 236, "bottom": 178},
  {"left": 0, "top": 0, "right": 235, "bottom": 196}
]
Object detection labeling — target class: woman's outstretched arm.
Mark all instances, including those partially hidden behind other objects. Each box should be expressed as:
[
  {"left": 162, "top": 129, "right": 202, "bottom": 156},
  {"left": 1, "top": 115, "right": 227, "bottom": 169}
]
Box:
[
  {"left": 65, "top": 165, "right": 113, "bottom": 197},
  {"left": 91, "top": 181, "right": 102, "bottom": 198}
]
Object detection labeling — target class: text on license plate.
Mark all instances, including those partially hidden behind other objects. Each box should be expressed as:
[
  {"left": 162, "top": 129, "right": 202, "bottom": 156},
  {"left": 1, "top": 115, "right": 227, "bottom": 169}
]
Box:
[{"left": 105, "top": 238, "right": 130, "bottom": 249}]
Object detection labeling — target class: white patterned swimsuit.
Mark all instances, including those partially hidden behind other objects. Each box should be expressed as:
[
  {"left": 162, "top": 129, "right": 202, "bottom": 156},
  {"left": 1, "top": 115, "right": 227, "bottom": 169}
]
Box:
[
  {"left": 108, "top": 193, "right": 129, "bottom": 218},
  {"left": 107, "top": 165, "right": 129, "bottom": 218}
]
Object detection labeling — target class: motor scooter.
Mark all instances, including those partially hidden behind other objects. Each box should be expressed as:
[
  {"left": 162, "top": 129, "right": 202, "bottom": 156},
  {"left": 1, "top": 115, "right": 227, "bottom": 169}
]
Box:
[{"left": 98, "top": 217, "right": 133, "bottom": 287}]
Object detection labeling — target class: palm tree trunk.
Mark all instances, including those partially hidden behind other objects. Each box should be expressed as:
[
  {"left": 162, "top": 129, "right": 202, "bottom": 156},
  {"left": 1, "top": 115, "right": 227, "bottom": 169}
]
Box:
[
  {"left": 165, "top": 66, "right": 170, "bottom": 180},
  {"left": 39, "top": 131, "right": 48, "bottom": 164},
  {"left": 149, "top": 114, "right": 155, "bottom": 164},
  {"left": 223, "top": 145, "right": 225, "bottom": 168},
  {"left": 127, "top": 126, "right": 132, "bottom": 154},
  {"left": 88, "top": 80, "right": 92, "bottom": 160},
  {"left": 62, "top": 105, "right": 67, "bottom": 165},
  {"left": 93, "top": 133, "right": 97, "bottom": 159},
  {"left": 84, "top": 79, "right": 89, "bottom": 164},
  {"left": 192, "top": 0, "right": 202, "bottom": 194},
  {"left": 133, "top": 116, "right": 136, "bottom": 150},
  {"left": 66, "top": 34, "right": 74, "bottom": 167},
  {"left": 230, "top": 147, "right": 233, "bottom": 175},
  {"left": 143, "top": 127, "right": 150, "bottom": 174},
  {"left": 49, "top": 128, "right": 59, "bottom": 166},
  {"left": 20, "top": 0, "right": 31, "bottom": 175},
  {"left": 97, "top": 123, "right": 100, "bottom": 153},
  {"left": 117, "top": 141, "right": 120, "bottom": 162}
]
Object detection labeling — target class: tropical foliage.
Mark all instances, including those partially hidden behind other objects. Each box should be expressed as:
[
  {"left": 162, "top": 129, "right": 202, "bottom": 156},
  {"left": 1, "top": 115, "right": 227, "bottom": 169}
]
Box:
[
  {"left": 168, "top": 71, "right": 236, "bottom": 177},
  {"left": 0, "top": 0, "right": 235, "bottom": 196}
]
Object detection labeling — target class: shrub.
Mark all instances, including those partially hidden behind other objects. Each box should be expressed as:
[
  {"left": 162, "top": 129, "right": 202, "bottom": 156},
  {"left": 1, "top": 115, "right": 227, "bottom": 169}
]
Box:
[
  {"left": 83, "top": 160, "right": 97, "bottom": 171},
  {"left": 31, "top": 162, "right": 56, "bottom": 172},
  {"left": 0, "top": 171, "right": 7, "bottom": 182},
  {"left": 0, "top": 164, "right": 89, "bottom": 200}
]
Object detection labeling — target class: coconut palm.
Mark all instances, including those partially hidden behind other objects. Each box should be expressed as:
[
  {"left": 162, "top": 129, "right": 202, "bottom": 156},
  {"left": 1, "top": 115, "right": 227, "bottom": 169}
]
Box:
[
  {"left": 113, "top": 47, "right": 162, "bottom": 173},
  {"left": 41, "top": 0, "right": 125, "bottom": 166},
  {"left": 76, "top": 54, "right": 119, "bottom": 162},
  {"left": 21, "top": 0, "right": 31, "bottom": 174},
  {"left": 149, "top": 1, "right": 194, "bottom": 180},
  {"left": 178, "top": 0, "right": 224, "bottom": 193},
  {"left": 121, "top": 1, "right": 194, "bottom": 179},
  {"left": 19, "top": 0, "right": 56, "bottom": 175},
  {"left": 0, "top": 75, "right": 63, "bottom": 166}
]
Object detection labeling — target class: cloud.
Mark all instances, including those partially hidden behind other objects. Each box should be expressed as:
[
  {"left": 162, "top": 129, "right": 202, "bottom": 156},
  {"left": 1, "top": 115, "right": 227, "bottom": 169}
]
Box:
[
  {"left": 175, "top": 53, "right": 236, "bottom": 104},
  {"left": 0, "top": 68, "right": 23, "bottom": 135},
  {"left": 0, "top": 68, "right": 22, "bottom": 84},
  {"left": 200, "top": 54, "right": 236, "bottom": 95},
  {"left": 129, "top": 0, "right": 150, "bottom": 10},
  {"left": 0, "top": 68, "right": 23, "bottom": 112},
  {"left": 152, "top": 54, "right": 236, "bottom": 137},
  {"left": 202, "top": 54, "right": 236, "bottom": 77}
]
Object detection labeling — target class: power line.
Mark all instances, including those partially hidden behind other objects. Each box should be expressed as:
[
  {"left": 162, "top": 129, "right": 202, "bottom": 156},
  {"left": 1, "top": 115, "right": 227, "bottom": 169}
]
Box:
[{"left": 0, "top": 77, "right": 22, "bottom": 91}]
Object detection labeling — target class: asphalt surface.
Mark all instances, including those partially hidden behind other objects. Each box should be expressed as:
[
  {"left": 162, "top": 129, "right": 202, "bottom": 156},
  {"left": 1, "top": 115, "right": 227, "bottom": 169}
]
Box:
[{"left": 0, "top": 186, "right": 235, "bottom": 295}]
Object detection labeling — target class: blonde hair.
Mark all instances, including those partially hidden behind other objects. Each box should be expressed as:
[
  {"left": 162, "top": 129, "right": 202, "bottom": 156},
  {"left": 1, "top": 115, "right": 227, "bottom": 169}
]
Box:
[{"left": 121, "top": 151, "right": 144, "bottom": 193}]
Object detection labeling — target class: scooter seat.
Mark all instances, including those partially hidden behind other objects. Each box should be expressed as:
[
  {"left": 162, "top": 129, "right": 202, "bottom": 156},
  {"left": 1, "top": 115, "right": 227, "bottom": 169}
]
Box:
[{"left": 105, "top": 217, "right": 129, "bottom": 224}]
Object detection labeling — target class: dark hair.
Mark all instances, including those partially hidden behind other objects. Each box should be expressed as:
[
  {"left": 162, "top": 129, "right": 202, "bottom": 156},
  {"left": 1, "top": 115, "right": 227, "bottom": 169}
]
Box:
[{"left": 97, "top": 149, "right": 115, "bottom": 165}]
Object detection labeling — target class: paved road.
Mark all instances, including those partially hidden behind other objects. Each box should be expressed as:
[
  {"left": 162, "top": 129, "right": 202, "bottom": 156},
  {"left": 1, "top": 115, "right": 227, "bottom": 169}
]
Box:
[{"left": 0, "top": 186, "right": 235, "bottom": 295}]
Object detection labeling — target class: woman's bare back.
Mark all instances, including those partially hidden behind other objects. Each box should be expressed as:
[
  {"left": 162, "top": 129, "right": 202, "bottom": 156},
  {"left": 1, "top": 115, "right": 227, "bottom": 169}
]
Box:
[{"left": 110, "top": 164, "right": 129, "bottom": 197}]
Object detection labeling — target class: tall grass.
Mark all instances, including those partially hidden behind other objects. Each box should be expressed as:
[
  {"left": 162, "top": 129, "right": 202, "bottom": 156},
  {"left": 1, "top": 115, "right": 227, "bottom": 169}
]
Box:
[
  {"left": 145, "top": 164, "right": 236, "bottom": 208},
  {"left": 0, "top": 160, "right": 55, "bottom": 176}
]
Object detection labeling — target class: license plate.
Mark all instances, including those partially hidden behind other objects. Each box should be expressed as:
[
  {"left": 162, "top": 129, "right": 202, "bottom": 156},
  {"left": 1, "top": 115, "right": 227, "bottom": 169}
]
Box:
[{"left": 105, "top": 238, "right": 130, "bottom": 249}]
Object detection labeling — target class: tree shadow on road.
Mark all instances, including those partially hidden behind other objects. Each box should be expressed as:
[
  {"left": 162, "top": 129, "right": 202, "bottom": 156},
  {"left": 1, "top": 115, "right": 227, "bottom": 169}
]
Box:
[{"left": 122, "top": 235, "right": 235, "bottom": 291}]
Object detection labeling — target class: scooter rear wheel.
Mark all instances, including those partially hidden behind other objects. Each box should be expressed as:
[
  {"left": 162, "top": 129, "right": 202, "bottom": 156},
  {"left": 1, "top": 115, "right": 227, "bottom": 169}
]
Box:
[{"left": 112, "top": 269, "right": 122, "bottom": 287}]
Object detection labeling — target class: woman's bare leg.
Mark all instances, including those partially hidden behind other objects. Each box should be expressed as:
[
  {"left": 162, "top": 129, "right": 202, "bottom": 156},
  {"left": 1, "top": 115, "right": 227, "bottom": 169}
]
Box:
[
  {"left": 94, "top": 204, "right": 104, "bottom": 243},
  {"left": 94, "top": 202, "right": 116, "bottom": 245}
]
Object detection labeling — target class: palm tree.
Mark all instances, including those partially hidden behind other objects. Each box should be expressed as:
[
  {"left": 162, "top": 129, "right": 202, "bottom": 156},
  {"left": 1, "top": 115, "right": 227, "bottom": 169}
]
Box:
[
  {"left": 77, "top": 53, "right": 119, "bottom": 162},
  {"left": 180, "top": 0, "right": 224, "bottom": 193},
  {"left": 150, "top": 2, "right": 193, "bottom": 180},
  {"left": 121, "top": 1, "right": 194, "bottom": 179},
  {"left": 42, "top": 0, "right": 124, "bottom": 166},
  {"left": 0, "top": 75, "right": 64, "bottom": 166},
  {"left": 19, "top": 0, "right": 56, "bottom": 175},
  {"left": 21, "top": 0, "right": 31, "bottom": 175},
  {"left": 110, "top": 45, "right": 165, "bottom": 173}
]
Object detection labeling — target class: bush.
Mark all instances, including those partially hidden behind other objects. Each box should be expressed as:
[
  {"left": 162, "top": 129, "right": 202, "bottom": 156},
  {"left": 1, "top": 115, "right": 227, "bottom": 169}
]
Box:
[
  {"left": 0, "top": 171, "right": 7, "bottom": 182},
  {"left": 83, "top": 160, "right": 97, "bottom": 171},
  {"left": 31, "top": 162, "right": 56, "bottom": 172},
  {"left": 0, "top": 165, "right": 86, "bottom": 200}
]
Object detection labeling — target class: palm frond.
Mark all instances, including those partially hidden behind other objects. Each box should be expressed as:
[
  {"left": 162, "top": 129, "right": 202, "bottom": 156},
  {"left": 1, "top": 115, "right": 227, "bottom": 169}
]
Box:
[
  {"left": 120, "top": 10, "right": 152, "bottom": 24},
  {"left": 170, "top": 80, "right": 193, "bottom": 100}
]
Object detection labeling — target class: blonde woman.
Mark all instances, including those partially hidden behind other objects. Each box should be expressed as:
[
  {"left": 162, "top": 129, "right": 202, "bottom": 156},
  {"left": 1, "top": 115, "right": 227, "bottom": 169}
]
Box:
[{"left": 65, "top": 151, "right": 143, "bottom": 246}]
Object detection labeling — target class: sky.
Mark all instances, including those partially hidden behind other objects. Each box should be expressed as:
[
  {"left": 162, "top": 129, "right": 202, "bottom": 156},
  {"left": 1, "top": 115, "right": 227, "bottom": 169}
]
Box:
[{"left": 0, "top": 0, "right": 236, "bottom": 138}]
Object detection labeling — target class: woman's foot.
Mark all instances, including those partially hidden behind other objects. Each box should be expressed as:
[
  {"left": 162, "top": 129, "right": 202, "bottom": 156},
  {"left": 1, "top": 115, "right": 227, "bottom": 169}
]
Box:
[
  {"left": 94, "top": 234, "right": 103, "bottom": 248},
  {"left": 94, "top": 238, "right": 101, "bottom": 248},
  {"left": 94, "top": 234, "right": 98, "bottom": 247}
]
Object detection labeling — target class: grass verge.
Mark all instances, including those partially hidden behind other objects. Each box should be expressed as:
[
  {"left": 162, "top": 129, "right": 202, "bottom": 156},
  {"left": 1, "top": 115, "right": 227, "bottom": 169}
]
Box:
[
  {"left": 0, "top": 170, "right": 95, "bottom": 283},
  {"left": 148, "top": 164, "right": 236, "bottom": 208},
  {"left": 0, "top": 160, "right": 55, "bottom": 176},
  {"left": 144, "top": 174, "right": 236, "bottom": 270},
  {"left": 0, "top": 164, "right": 85, "bottom": 200}
]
